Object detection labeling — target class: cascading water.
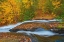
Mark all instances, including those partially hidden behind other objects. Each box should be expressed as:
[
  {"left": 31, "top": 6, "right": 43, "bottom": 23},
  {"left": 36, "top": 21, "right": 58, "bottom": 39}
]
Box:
[
  {"left": 0, "top": 19, "right": 64, "bottom": 42},
  {"left": 0, "top": 19, "right": 59, "bottom": 37}
]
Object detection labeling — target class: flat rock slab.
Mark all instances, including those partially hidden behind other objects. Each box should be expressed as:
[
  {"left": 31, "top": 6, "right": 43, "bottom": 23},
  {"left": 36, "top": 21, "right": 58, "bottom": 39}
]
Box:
[
  {"left": 9, "top": 22, "right": 59, "bottom": 32},
  {"left": 0, "top": 32, "right": 31, "bottom": 42},
  {"left": 9, "top": 22, "right": 49, "bottom": 32}
]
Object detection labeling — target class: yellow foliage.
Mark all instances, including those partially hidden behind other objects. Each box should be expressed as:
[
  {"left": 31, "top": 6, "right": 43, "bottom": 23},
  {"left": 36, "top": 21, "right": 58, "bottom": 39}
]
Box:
[
  {"left": 31, "top": 1, "right": 33, "bottom": 5},
  {"left": 22, "top": 0, "right": 28, "bottom": 3},
  {"left": 0, "top": 0, "right": 20, "bottom": 25},
  {"left": 22, "top": 0, "right": 33, "bottom": 9},
  {"left": 38, "top": 0, "right": 46, "bottom": 9},
  {"left": 1, "top": 2, "right": 12, "bottom": 15},
  {"left": 51, "top": 0, "right": 61, "bottom": 9}
]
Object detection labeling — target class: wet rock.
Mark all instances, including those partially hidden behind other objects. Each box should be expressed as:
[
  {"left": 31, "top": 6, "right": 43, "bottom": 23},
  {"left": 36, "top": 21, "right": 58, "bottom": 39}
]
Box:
[
  {"left": 9, "top": 28, "right": 45, "bottom": 32},
  {"left": 0, "top": 32, "right": 31, "bottom": 42},
  {"left": 50, "top": 28, "right": 64, "bottom": 34},
  {"left": 9, "top": 22, "right": 49, "bottom": 32},
  {"left": 9, "top": 21, "right": 60, "bottom": 32},
  {"left": 9, "top": 29, "right": 21, "bottom": 32},
  {"left": 48, "top": 22, "right": 64, "bottom": 34}
]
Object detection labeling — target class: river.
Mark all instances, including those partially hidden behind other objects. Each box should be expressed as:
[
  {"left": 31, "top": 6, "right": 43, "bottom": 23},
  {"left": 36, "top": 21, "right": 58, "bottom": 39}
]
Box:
[{"left": 0, "top": 19, "right": 64, "bottom": 42}]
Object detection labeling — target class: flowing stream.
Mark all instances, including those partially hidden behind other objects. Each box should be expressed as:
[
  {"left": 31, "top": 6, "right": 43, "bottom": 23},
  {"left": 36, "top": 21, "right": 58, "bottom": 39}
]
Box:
[{"left": 0, "top": 19, "right": 64, "bottom": 42}]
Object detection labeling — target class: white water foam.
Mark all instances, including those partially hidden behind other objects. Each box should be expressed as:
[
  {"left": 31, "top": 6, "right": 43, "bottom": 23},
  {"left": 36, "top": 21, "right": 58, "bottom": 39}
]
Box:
[{"left": 17, "top": 30, "right": 56, "bottom": 37}]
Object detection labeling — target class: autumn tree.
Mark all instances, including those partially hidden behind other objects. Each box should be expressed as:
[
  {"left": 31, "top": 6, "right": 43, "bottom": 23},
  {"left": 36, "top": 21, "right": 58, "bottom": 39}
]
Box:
[
  {"left": 0, "top": 0, "right": 20, "bottom": 26},
  {"left": 51, "top": 0, "right": 64, "bottom": 21}
]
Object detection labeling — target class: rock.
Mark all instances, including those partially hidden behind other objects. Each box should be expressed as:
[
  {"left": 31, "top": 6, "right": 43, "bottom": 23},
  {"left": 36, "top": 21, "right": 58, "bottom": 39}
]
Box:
[
  {"left": 0, "top": 32, "right": 31, "bottom": 42},
  {"left": 50, "top": 28, "right": 64, "bottom": 34},
  {"left": 9, "top": 21, "right": 60, "bottom": 32},
  {"left": 49, "top": 22, "right": 64, "bottom": 28},
  {"left": 9, "top": 22, "right": 50, "bottom": 32},
  {"left": 9, "top": 29, "right": 21, "bottom": 32},
  {"left": 49, "top": 22, "right": 64, "bottom": 34}
]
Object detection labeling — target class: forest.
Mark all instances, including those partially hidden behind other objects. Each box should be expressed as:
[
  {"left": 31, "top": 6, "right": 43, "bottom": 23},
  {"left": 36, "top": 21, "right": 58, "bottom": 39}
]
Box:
[{"left": 0, "top": 0, "right": 64, "bottom": 26}]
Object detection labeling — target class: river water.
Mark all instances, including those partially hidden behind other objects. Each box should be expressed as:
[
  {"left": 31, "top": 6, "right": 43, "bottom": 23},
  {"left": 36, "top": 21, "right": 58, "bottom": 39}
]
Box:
[{"left": 0, "top": 19, "right": 64, "bottom": 42}]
